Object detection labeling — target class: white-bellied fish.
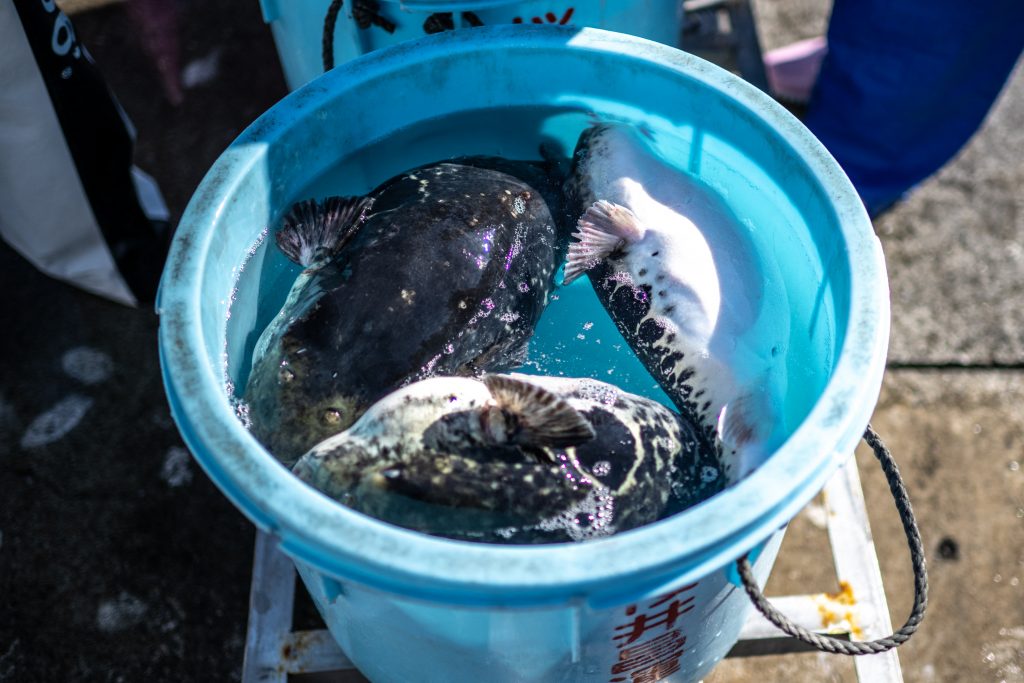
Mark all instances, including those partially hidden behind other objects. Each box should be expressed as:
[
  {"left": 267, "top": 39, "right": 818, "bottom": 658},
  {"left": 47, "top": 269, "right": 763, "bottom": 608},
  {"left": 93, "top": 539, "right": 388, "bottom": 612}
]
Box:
[
  {"left": 291, "top": 373, "right": 719, "bottom": 543},
  {"left": 563, "top": 123, "right": 790, "bottom": 480},
  {"left": 243, "top": 158, "right": 571, "bottom": 465}
]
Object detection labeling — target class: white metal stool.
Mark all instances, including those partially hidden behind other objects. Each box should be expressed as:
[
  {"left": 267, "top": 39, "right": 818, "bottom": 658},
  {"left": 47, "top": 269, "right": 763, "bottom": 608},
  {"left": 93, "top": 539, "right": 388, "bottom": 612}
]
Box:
[{"left": 680, "top": 0, "right": 771, "bottom": 93}]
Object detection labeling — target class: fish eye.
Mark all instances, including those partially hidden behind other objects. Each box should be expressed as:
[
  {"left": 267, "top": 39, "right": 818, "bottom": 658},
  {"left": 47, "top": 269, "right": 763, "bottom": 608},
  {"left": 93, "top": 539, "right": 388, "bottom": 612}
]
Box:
[{"left": 323, "top": 408, "right": 343, "bottom": 424}]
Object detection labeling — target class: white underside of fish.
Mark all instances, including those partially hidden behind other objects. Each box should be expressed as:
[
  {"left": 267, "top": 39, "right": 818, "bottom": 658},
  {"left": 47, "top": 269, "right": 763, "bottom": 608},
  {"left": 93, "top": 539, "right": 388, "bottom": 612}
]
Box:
[{"left": 567, "top": 124, "right": 791, "bottom": 479}]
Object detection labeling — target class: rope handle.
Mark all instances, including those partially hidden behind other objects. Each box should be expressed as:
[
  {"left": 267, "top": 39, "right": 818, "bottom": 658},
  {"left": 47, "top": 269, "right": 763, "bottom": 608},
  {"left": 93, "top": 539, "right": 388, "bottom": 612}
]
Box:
[
  {"left": 322, "top": 0, "right": 396, "bottom": 72},
  {"left": 737, "top": 425, "right": 928, "bottom": 654}
]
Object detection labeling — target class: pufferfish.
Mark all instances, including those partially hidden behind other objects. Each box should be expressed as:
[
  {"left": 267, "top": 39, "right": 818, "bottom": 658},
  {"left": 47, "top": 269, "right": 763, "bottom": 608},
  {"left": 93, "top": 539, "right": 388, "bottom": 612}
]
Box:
[
  {"left": 563, "top": 122, "right": 791, "bottom": 481},
  {"left": 291, "top": 373, "right": 718, "bottom": 543},
  {"left": 243, "top": 157, "right": 572, "bottom": 466}
]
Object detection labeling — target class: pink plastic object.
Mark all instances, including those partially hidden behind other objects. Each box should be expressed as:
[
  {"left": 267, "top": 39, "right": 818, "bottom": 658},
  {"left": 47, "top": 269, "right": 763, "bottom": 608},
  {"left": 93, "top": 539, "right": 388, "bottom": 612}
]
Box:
[{"left": 763, "top": 36, "right": 827, "bottom": 104}]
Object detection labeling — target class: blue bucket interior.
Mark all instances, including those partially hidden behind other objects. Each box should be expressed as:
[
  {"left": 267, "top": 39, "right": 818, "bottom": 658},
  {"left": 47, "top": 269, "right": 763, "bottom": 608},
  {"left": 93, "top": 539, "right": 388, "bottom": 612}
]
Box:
[{"left": 158, "top": 26, "right": 888, "bottom": 607}]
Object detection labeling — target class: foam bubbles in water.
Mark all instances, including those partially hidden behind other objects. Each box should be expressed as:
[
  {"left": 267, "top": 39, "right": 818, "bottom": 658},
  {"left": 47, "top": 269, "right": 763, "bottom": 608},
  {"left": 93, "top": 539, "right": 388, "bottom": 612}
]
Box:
[
  {"left": 537, "top": 485, "right": 617, "bottom": 542},
  {"left": 575, "top": 379, "right": 620, "bottom": 406},
  {"left": 231, "top": 395, "right": 252, "bottom": 429}
]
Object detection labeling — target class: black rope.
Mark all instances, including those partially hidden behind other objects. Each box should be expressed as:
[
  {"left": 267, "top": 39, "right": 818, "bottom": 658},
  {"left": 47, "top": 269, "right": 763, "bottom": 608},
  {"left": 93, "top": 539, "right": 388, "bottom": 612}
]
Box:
[
  {"left": 353, "top": 0, "right": 396, "bottom": 33},
  {"left": 322, "top": 0, "right": 344, "bottom": 72},
  {"left": 322, "top": 0, "right": 396, "bottom": 73},
  {"left": 736, "top": 425, "right": 928, "bottom": 655}
]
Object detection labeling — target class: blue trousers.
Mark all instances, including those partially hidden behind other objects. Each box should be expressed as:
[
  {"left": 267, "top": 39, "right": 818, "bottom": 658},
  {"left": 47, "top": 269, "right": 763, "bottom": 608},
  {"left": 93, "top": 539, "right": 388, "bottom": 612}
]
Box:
[{"left": 803, "top": 0, "right": 1024, "bottom": 216}]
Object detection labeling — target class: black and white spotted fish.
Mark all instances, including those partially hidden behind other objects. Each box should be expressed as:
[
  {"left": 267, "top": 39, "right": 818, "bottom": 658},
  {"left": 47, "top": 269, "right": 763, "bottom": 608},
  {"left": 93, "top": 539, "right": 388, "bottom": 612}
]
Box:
[
  {"left": 243, "top": 158, "right": 571, "bottom": 465},
  {"left": 563, "top": 123, "right": 790, "bottom": 480},
  {"left": 291, "top": 374, "right": 716, "bottom": 543}
]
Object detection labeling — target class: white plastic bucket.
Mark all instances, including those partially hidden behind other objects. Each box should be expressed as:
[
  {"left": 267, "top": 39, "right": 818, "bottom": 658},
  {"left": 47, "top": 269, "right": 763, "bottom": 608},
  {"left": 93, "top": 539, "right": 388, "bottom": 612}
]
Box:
[{"left": 158, "top": 26, "right": 889, "bottom": 682}]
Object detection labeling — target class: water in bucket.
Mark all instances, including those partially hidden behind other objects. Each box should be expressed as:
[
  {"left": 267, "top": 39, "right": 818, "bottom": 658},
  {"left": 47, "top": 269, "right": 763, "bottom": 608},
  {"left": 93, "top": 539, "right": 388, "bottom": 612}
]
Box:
[{"left": 223, "top": 103, "right": 833, "bottom": 543}]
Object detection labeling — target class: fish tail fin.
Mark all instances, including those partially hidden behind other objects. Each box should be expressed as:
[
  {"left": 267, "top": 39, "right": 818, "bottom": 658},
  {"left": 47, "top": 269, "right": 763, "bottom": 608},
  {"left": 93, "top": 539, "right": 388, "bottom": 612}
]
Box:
[
  {"left": 276, "top": 195, "right": 372, "bottom": 267},
  {"left": 563, "top": 200, "right": 646, "bottom": 284},
  {"left": 718, "top": 391, "right": 775, "bottom": 480},
  {"left": 483, "top": 374, "right": 595, "bottom": 450}
]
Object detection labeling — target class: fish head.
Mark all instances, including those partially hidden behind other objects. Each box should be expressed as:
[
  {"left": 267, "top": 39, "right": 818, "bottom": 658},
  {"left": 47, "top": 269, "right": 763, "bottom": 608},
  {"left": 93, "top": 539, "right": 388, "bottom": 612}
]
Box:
[
  {"left": 291, "top": 432, "right": 379, "bottom": 501},
  {"left": 571, "top": 122, "right": 638, "bottom": 155},
  {"left": 291, "top": 377, "right": 492, "bottom": 505},
  {"left": 568, "top": 123, "right": 654, "bottom": 188},
  {"left": 244, "top": 328, "right": 366, "bottom": 467},
  {"left": 565, "top": 123, "right": 612, "bottom": 207}
]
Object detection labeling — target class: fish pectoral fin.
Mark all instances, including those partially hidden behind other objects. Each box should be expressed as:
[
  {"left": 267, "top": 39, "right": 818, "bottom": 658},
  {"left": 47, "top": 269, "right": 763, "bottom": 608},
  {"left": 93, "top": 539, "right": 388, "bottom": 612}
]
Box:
[
  {"left": 275, "top": 195, "right": 373, "bottom": 267},
  {"left": 500, "top": 338, "right": 531, "bottom": 371},
  {"left": 483, "top": 374, "right": 596, "bottom": 449},
  {"left": 461, "top": 336, "right": 531, "bottom": 376},
  {"left": 372, "top": 456, "right": 585, "bottom": 517},
  {"left": 563, "top": 200, "right": 646, "bottom": 284}
]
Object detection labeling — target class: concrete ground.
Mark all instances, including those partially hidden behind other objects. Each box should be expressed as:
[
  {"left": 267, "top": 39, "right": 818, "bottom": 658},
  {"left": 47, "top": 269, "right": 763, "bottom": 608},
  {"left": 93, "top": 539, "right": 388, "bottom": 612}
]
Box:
[{"left": 1, "top": 0, "right": 1021, "bottom": 681}]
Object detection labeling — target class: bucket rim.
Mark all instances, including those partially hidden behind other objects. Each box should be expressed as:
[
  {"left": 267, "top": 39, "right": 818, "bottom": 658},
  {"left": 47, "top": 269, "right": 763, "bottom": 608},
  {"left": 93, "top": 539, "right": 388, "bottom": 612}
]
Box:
[{"left": 158, "top": 24, "right": 889, "bottom": 607}]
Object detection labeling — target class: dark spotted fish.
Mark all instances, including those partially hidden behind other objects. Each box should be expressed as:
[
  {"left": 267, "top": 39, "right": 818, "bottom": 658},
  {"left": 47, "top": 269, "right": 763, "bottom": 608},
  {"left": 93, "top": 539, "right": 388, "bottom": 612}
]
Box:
[
  {"left": 564, "top": 123, "right": 790, "bottom": 480},
  {"left": 243, "top": 158, "right": 570, "bottom": 465},
  {"left": 291, "top": 374, "right": 717, "bottom": 543}
]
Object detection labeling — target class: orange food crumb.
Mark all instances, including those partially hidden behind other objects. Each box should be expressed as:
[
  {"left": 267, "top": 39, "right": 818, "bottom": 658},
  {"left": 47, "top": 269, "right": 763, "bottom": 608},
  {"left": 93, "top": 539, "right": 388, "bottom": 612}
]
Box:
[{"left": 826, "top": 580, "right": 857, "bottom": 606}]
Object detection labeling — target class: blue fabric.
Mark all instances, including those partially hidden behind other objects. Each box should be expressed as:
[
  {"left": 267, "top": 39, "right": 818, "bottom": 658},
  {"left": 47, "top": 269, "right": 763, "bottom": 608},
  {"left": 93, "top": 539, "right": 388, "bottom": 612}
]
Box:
[{"left": 803, "top": 0, "right": 1024, "bottom": 216}]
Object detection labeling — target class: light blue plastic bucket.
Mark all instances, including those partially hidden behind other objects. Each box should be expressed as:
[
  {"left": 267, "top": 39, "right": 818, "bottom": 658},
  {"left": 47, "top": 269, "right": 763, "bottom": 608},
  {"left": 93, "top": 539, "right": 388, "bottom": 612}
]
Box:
[
  {"left": 158, "top": 26, "right": 889, "bottom": 683},
  {"left": 259, "top": 0, "right": 683, "bottom": 89}
]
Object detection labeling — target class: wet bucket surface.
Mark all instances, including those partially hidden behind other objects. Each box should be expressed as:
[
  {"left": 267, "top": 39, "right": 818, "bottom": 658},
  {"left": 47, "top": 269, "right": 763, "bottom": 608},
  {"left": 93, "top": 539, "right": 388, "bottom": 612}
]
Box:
[
  {"left": 158, "top": 26, "right": 889, "bottom": 683},
  {"left": 260, "top": 0, "right": 683, "bottom": 89}
]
